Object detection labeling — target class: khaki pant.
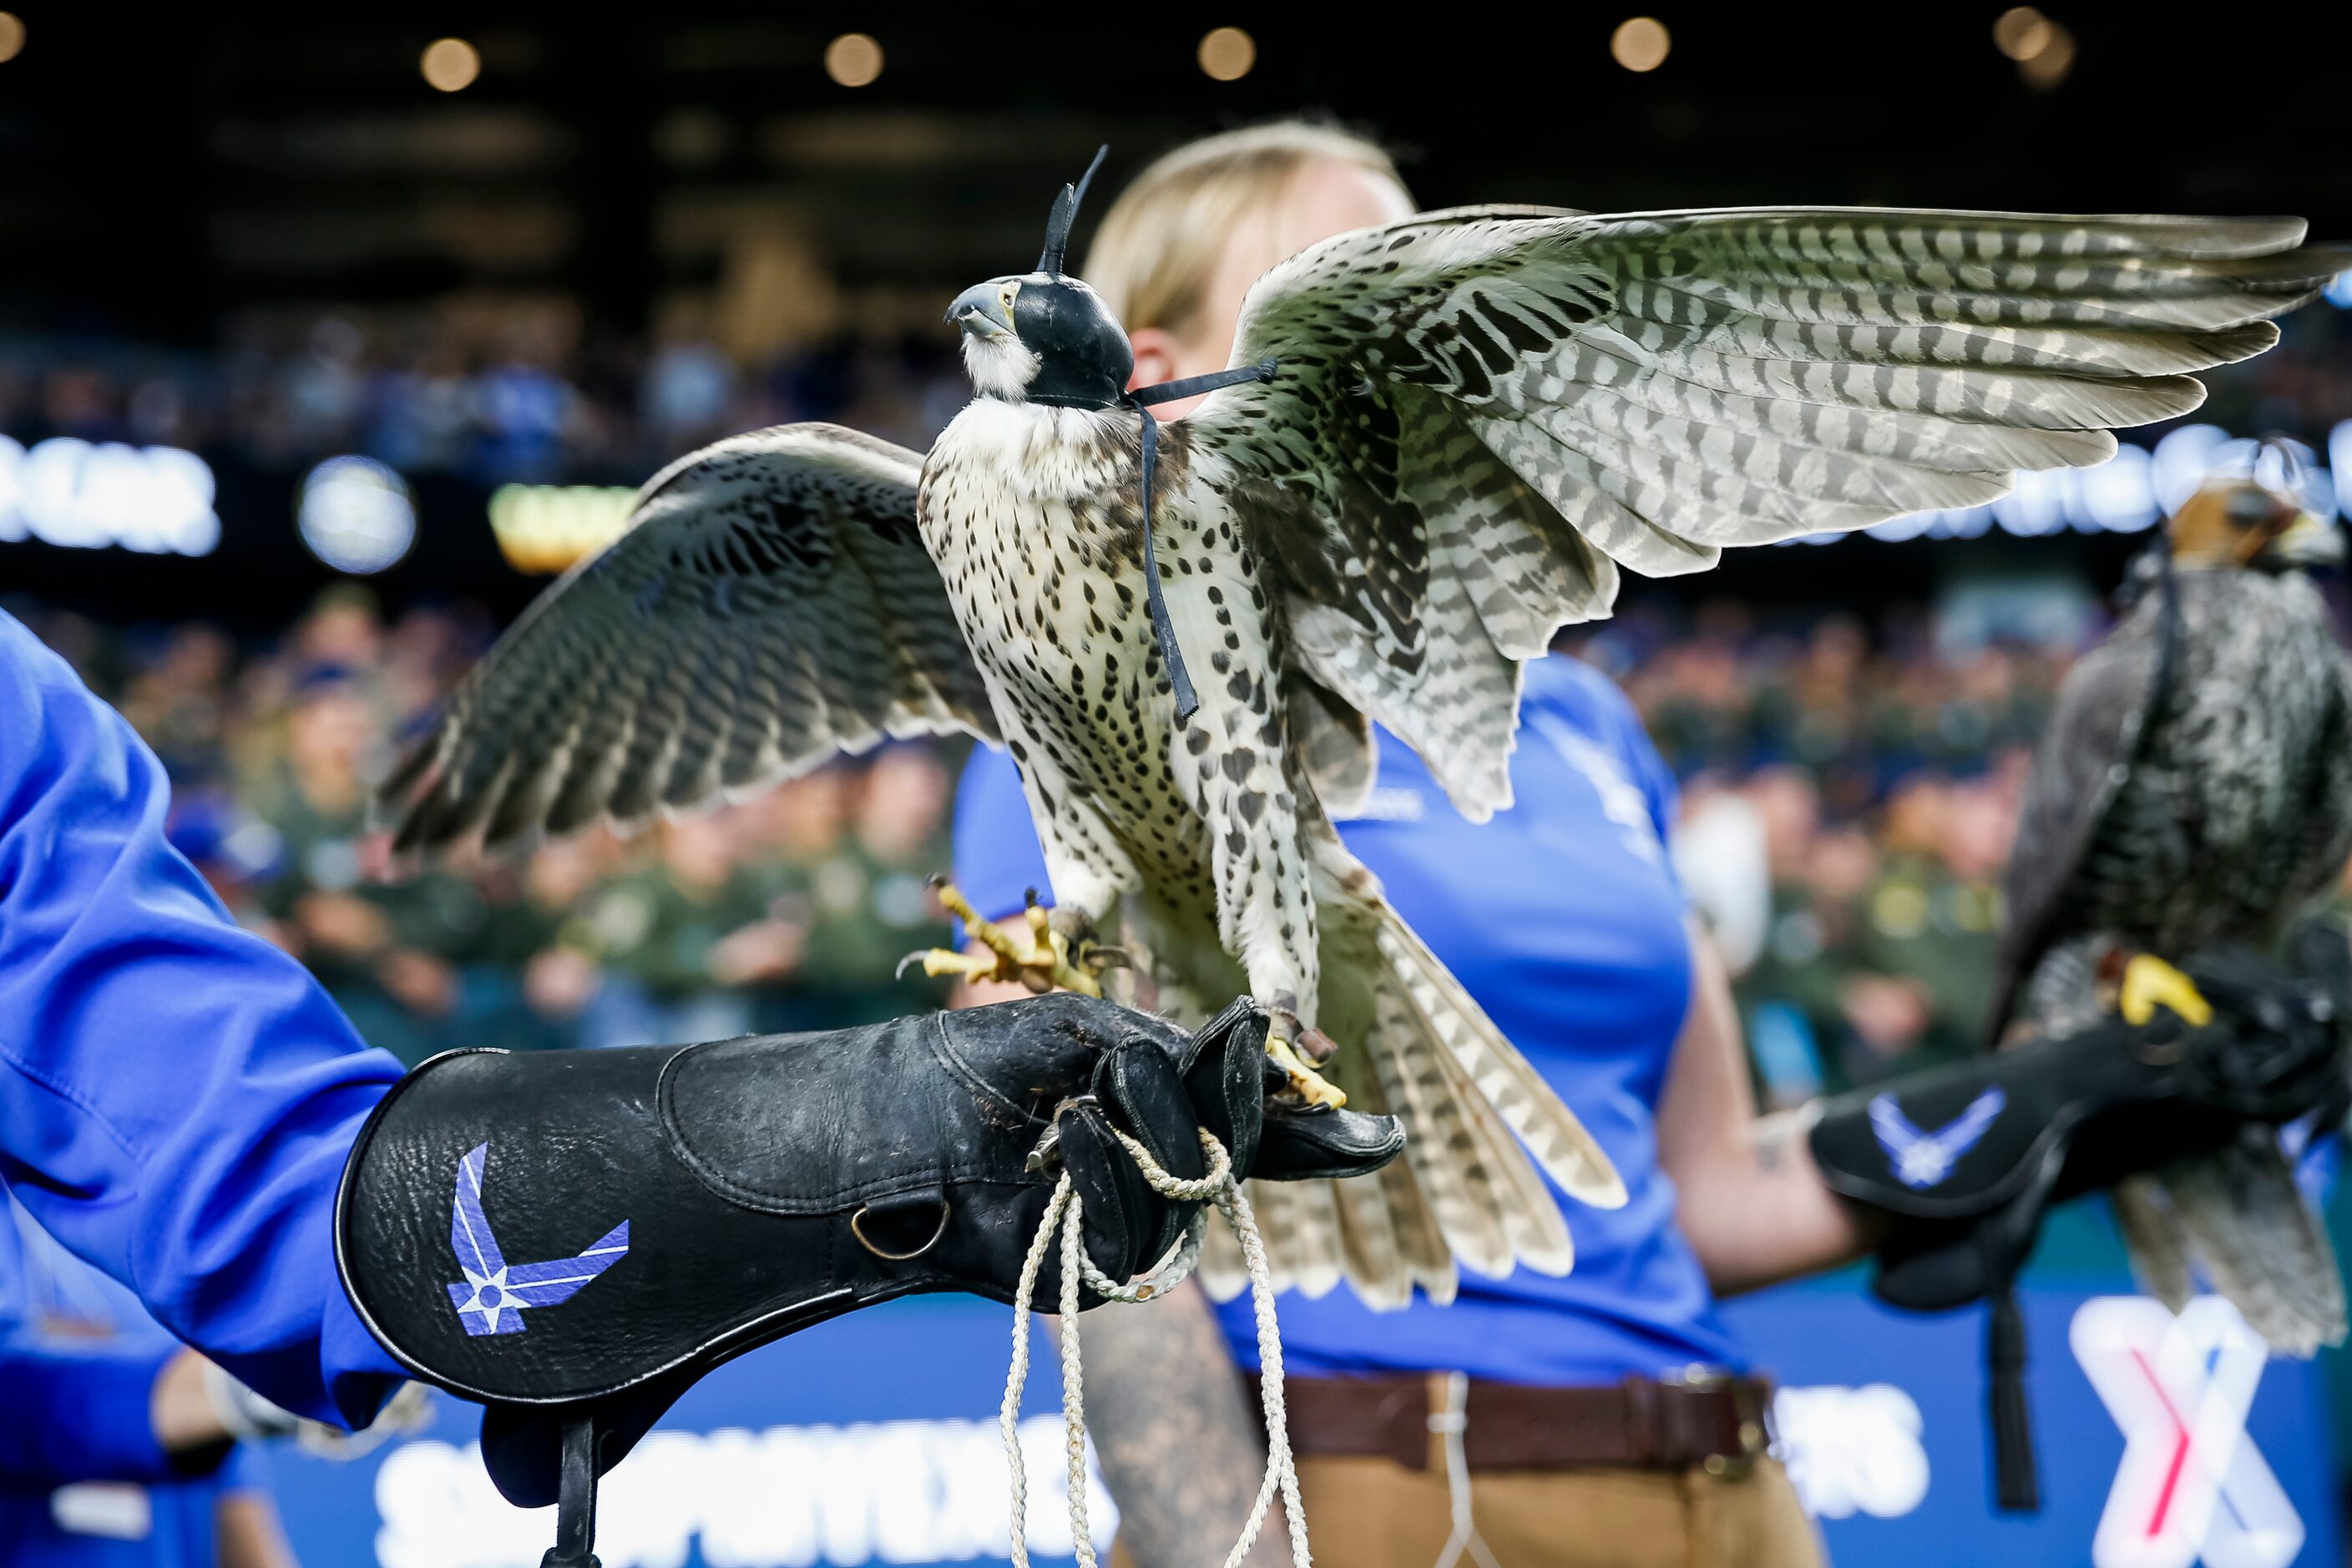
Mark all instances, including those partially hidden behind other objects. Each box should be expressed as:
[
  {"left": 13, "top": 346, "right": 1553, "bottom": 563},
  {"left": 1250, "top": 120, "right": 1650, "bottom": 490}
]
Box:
[{"left": 1115, "top": 1454, "right": 1823, "bottom": 1568}]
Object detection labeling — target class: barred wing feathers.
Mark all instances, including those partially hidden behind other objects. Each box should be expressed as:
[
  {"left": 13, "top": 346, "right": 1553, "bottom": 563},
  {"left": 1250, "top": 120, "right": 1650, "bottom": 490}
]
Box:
[
  {"left": 386, "top": 423, "right": 998, "bottom": 852},
  {"left": 1194, "top": 205, "right": 2346, "bottom": 822}
]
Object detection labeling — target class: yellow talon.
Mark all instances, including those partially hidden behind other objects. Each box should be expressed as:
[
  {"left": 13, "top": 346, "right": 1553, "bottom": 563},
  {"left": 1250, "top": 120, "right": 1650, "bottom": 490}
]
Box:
[
  {"left": 2119, "top": 954, "right": 2213, "bottom": 1028},
  {"left": 1268, "top": 1030, "right": 1347, "bottom": 1109},
  {"left": 910, "top": 948, "right": 1004, "bottom": 983},
  {"left": 903, "top": 878, "right": 1103, "bottom": 998}
]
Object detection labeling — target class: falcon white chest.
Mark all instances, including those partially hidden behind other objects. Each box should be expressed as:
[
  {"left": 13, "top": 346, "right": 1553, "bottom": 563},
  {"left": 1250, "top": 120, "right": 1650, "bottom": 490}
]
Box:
[{"left": 918, "top": 399, "right": 1271, "bottom": 888}]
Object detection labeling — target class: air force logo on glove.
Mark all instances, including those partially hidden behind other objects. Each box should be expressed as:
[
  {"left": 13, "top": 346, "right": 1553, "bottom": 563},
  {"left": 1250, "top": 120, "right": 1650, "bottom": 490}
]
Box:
[
  {"left": 1870, "top": 1088, "right": 2006, "bottom": 1189},
  {"left": 446, "top": 1143, "right": 630, "bottom": 1336}
]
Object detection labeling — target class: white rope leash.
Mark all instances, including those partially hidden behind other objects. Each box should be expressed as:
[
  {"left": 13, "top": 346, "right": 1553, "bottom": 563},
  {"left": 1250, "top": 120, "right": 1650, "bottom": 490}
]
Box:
[
  {"left": 1428, "top": 1372, "right": 1500, "bottom": 1568},
  {"left": 1000, "top": 1125, "right": 1309, "bottom": 1568}
]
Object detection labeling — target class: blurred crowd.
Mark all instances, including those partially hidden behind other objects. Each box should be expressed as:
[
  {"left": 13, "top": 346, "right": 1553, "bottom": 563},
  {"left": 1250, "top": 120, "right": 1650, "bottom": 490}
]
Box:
[
  {"left": 3, "top": 286, "right": 2348, "bottom": 488},
  {"left": 12, "top": 576, "right": 2149, "bottom": 1098},
  {"left": 1575, "top": 603, "right": 2074, "bottom": 1107},
  {"left": 0, "top": 314, "right": 969, "bottom": 487},
  {"left": 7, "top": 589, "right": 964, "bottom": 1067}
]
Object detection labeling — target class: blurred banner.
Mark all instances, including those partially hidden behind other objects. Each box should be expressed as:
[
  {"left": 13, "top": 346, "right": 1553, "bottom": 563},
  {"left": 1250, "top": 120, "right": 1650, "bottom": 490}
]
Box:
[{"left": 256, "top": 1272, "right": 2340, "bottom": 1568}]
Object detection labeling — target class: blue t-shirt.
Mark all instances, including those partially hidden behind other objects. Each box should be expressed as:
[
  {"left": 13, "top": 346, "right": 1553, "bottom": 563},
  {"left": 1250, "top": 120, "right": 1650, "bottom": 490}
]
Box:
[{"left": 952, "top": 654, "right": 1742, "bottom": 1384}]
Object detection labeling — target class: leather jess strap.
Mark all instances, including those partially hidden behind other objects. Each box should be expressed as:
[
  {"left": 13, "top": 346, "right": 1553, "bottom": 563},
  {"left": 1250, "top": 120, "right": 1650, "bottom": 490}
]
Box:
[{"left": 1248, "top": 1370, "right": 1774, "bottom": 1474}]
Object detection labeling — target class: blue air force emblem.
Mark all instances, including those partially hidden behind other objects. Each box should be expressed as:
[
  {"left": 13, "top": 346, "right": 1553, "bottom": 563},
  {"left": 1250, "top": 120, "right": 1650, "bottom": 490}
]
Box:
[
  {"left": 446, "top": 1143, "right": 630, "bottom": 1337},
  {"left": 1869, "top": 1088, "right": 2006, "bottom": 1190}
]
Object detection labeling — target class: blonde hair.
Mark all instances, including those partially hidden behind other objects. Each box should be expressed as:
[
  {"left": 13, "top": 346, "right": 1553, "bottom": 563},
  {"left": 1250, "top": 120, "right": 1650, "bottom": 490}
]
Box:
[{"left": 1081, "top": 122, "right": 1411, "bottom": 340}]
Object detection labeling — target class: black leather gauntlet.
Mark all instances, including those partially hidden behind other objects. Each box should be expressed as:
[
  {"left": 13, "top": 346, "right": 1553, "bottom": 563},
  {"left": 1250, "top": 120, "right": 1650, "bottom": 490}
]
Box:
[
  {"left": 1809, "top": 915, "right": 2352, "bottom": 1510},
  {"left": 334, "top": 993, "right": 1403, "bottom": 1520}
]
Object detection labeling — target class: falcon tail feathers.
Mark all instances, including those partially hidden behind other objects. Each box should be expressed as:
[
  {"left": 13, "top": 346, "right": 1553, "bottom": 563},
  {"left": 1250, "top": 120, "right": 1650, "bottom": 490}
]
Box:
[
  {"left": 1368, "top": 904, "right": 1628, "bottom": 1211},
  {"left": 2111, "top": 1173, "right": 2197, "bottom": 1314},
  {"left": 2163, "top": 1141, "right": 2347, "bottom": 1358},
  {"left": 1193, "top": 899, "right": 1610, "bottom": 1311}
]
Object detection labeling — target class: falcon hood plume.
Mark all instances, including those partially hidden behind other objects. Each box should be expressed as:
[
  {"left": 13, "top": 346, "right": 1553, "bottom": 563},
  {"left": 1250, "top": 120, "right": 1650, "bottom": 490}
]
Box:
[
  {"left": 945, "top": 145, "right": 1131, "bottom": 409},
  {"left": 948, "top": 145, "right": 1277, "bottom": 720},
  {"left": 386, "top": 162, "right": 2348, "bottom": 1309}
]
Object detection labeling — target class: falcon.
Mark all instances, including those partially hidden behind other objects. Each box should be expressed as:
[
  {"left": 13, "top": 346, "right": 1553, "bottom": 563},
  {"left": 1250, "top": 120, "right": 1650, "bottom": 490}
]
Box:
[
  {"left": 387, "top": 152, "right": 2347, "bottom": 1306},
  {"left": 1990, "top": 460, "right": 2352, "bottom": 1353}
]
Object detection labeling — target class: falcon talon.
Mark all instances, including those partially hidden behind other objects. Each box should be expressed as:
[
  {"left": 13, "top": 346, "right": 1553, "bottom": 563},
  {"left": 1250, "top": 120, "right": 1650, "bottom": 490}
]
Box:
[
  {"left": 2119, "top": 955, "right": 2215, "bottom": 1029},
  {"left": 1267, "top": 1031, "right": 1347, "bottom": 1110}
]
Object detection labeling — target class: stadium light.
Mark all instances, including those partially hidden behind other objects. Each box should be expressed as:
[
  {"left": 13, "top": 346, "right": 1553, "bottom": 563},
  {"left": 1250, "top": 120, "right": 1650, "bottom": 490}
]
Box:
[
  {"left": 1197, "top": 27, "right": 1255, "bottom": 82},
  {"left": 1993, "top": 7, "right": 2074, "bottom": 89},
  {"left": 1611, "top": 18, "right": 1671, "bottom": 73},
  {"left": 0, "top": 439, "right": 220, "bottom": 561},
  {"left": 824, "top": 33, "right": 884, "bottom": 88},
  {"left": 0, "top": 13, "right": 24, "bottom": 64},
  {"left": 298, "top": 457, "right": 416, "bottom": 575},
  {"left": 421, "top": 38, "right": 481, "bottom": 93},
  {"left": 2017, "top": 23, "right": 2075, "bottom": 89},
  {"left": 0, "top": 436, "right": 219, "bottom": 557},
  {"left": 1992, "top": 7, "right": 2053, "bottom": 60},
  {"left": 488, "top": 483, "right": 637, "bottom": 574}
]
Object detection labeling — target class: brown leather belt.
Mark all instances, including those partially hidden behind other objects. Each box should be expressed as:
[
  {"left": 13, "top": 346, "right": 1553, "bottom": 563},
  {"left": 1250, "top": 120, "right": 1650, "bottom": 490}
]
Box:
[{"left": 1250, "top": 1368, "right": 1774, "bottom": 1474}]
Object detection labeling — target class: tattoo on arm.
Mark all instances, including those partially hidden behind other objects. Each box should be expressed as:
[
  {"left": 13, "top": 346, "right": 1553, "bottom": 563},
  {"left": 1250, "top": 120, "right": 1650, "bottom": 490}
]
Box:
[{"left": 1064, "top": 1281, "right": 1287, "bottom": 1568}]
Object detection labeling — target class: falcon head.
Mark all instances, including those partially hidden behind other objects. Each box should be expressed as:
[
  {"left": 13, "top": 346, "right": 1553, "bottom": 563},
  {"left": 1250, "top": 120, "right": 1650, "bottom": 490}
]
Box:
[
  {"left": 2169, "top": 475, "right": 2344, "bottom": 572},
  {"left": 948, "top": 272, "right": 1133, "bottom": 407},
  {"left": 945, "top": 145, "right": 1135, "bottom": 410}
]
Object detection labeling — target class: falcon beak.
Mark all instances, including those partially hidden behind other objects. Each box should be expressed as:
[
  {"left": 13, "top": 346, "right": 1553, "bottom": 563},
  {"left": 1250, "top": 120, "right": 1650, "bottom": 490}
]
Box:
[
  {"left": 948, "top": 281, "right": 1017, "bottom": 341},
  {"left": 2261, "top": 511, "right": 2346, "bottom": 569}
]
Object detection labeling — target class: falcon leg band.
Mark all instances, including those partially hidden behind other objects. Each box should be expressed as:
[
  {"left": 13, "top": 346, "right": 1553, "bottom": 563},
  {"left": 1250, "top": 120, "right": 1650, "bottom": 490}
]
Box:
[{"left": 1808, "top": 915, "right": 2352, "bottom": 1513}]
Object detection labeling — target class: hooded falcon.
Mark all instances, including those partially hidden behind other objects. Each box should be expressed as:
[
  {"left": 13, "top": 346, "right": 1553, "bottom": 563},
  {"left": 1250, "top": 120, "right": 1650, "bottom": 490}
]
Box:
[
  {"left": 386, "top": 154, "right": 2347, "bottom": 1307},
  {"left": 1990, "top": 462, "right": 2352, "bottom": 1353}
]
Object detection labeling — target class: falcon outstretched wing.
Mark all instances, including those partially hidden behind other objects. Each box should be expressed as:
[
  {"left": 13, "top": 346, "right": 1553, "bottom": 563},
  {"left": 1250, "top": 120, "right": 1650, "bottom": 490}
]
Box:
[
  {"left": 385, "top": 423, "right": 997, "bottom": 852},
  {"left": 1190, "top": 205, "right": 2345, "bottom": 819}
]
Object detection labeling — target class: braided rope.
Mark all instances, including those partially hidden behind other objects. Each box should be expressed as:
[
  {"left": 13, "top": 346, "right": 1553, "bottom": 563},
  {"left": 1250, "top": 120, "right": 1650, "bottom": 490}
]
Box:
[{"left": 1001, "top": 1127, "right": 1308, "bottom": 1568}]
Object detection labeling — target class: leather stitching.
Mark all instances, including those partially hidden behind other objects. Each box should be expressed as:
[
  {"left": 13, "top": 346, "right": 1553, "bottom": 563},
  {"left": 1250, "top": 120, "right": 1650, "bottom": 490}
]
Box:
[
  {"left": 927, "top": 1010, "right": 1053, "bottom": 1129},
  {"left": 657, "top": 1041, "right": 1001, "bottom": 1213}
]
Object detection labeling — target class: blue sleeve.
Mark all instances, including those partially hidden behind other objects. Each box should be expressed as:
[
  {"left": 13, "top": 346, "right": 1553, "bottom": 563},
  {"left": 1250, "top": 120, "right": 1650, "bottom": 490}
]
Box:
[
  {"left": 950, "top": 748, "right": 1052, "bottom": 924},
  {"left": 0, "top": 612, "right": 404, "bottom": 1427},
  {"left": 0, "top": 1332, "right": 185, "bottom": 1485},
  {"left": 214, "top": 1439, "right": 268, "bottom": 1495}
]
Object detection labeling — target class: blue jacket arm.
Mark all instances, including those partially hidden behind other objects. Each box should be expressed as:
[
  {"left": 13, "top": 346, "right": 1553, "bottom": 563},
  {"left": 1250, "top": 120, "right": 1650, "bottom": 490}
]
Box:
[{"left": 0, "top": 613, "right": 405, "bottom": 1426}]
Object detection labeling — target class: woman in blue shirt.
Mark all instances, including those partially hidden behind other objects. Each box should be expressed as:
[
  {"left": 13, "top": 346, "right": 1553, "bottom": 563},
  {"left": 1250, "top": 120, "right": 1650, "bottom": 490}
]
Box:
[{"left": 950, "top": 124, "right": 1873, "bottom": 1568}]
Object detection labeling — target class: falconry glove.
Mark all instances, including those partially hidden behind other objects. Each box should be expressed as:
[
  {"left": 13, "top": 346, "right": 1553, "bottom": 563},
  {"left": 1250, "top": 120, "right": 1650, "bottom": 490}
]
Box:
[
  {"left": 333, "top": 992, "right": 1403, "bottom": 1567},
  {"left": 1810, "top": 915, "right": 2352, "bottom": 1512}
]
